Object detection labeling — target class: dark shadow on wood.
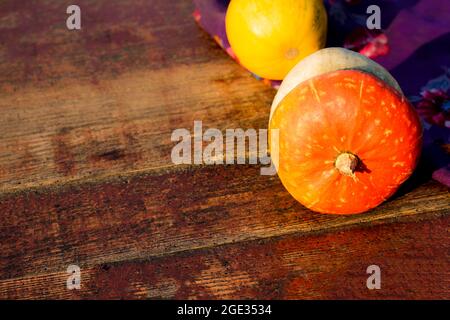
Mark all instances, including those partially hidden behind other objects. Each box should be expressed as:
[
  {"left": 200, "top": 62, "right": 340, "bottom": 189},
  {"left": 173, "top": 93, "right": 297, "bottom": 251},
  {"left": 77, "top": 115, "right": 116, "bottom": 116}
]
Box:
[{"left": 389, "top": 154, "right": 434, "bottom": 201}]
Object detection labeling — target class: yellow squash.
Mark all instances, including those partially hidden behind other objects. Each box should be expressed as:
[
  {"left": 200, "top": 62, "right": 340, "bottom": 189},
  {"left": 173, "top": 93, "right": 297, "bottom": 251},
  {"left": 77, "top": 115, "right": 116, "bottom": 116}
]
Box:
[{"left": 225, "top": 0, "right": 328, "bottom": 80}]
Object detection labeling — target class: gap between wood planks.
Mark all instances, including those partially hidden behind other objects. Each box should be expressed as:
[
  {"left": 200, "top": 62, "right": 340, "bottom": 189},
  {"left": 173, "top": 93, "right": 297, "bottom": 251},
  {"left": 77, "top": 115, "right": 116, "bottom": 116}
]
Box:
[
  {"left": 0, "top": 213, "right": 448, "bottom": 299},
  {"left": 0, "top": 162, "right": 448, "bottom": 280}
]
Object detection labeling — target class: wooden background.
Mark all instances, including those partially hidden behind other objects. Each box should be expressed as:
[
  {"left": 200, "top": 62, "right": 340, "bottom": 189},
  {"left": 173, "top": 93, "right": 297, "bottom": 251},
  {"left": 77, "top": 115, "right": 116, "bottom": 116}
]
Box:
[{"left": 0, "top": 0, "right": 448, "bottom": 299}]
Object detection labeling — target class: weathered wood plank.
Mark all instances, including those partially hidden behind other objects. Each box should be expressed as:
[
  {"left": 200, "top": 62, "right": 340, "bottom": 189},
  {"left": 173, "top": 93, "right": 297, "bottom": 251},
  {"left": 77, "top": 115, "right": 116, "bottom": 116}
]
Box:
[
  {"left": 0, "top": 164, "right": 448, "bottom": 281},
  {"left": 1, "top": 0, "right": 449, "bottom": 301},
  {"left": 0, "top": 0, "right": 274, "bottom": 192},
  {"left": 0, "top": 0, "right": 218, "bottom": 87},
  {"left": 1, "top": 214, "right": 448, "bottom": 300}
]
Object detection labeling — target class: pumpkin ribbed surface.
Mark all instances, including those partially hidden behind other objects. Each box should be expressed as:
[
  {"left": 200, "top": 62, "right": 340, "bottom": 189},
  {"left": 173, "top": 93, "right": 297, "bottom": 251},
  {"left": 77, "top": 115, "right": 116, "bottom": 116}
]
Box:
[{"left": 269, "top": 70, "right": 422, "bottom": 214}]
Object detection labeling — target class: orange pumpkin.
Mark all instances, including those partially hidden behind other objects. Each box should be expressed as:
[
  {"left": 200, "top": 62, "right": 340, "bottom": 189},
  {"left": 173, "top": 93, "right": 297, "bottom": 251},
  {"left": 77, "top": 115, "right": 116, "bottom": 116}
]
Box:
[{"left": 269, "top": 70, "right": 423, "bottom": 214}]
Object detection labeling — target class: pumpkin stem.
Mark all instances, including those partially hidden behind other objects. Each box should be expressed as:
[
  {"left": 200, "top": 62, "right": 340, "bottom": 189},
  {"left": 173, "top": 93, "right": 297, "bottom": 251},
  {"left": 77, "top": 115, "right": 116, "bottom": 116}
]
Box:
[{"left": 335, "top": 152, "right": 359, "bottom": 177}]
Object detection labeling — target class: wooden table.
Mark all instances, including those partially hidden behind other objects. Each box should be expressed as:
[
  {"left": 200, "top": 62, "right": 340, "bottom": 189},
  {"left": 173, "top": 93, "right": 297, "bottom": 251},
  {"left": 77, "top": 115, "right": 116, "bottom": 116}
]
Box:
[{"left": 0, "top": 0, "right": 448, "bottom": 299}]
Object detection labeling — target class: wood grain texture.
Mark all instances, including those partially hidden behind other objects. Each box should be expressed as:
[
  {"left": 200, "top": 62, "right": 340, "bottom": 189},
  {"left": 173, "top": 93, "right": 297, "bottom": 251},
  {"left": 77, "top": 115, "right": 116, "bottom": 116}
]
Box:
[
  {"left": 0, "top": 164, "right": 448, "bottom": 285},
  {"left": 1, "top": 213, "right": 448, "bottom": 300},
  {"left": 0, "top": 0, "right": 274, "bottom": 192},
  {"left": 0, "top": 0, "right": 449, "bottom": 300}
]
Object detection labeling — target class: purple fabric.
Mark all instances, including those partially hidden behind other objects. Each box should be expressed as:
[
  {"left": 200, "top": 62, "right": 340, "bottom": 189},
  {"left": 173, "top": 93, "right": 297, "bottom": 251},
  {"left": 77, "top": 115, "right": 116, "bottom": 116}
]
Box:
[{"left": 193, "top": 0, "right": 450, "bottom": 187}]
